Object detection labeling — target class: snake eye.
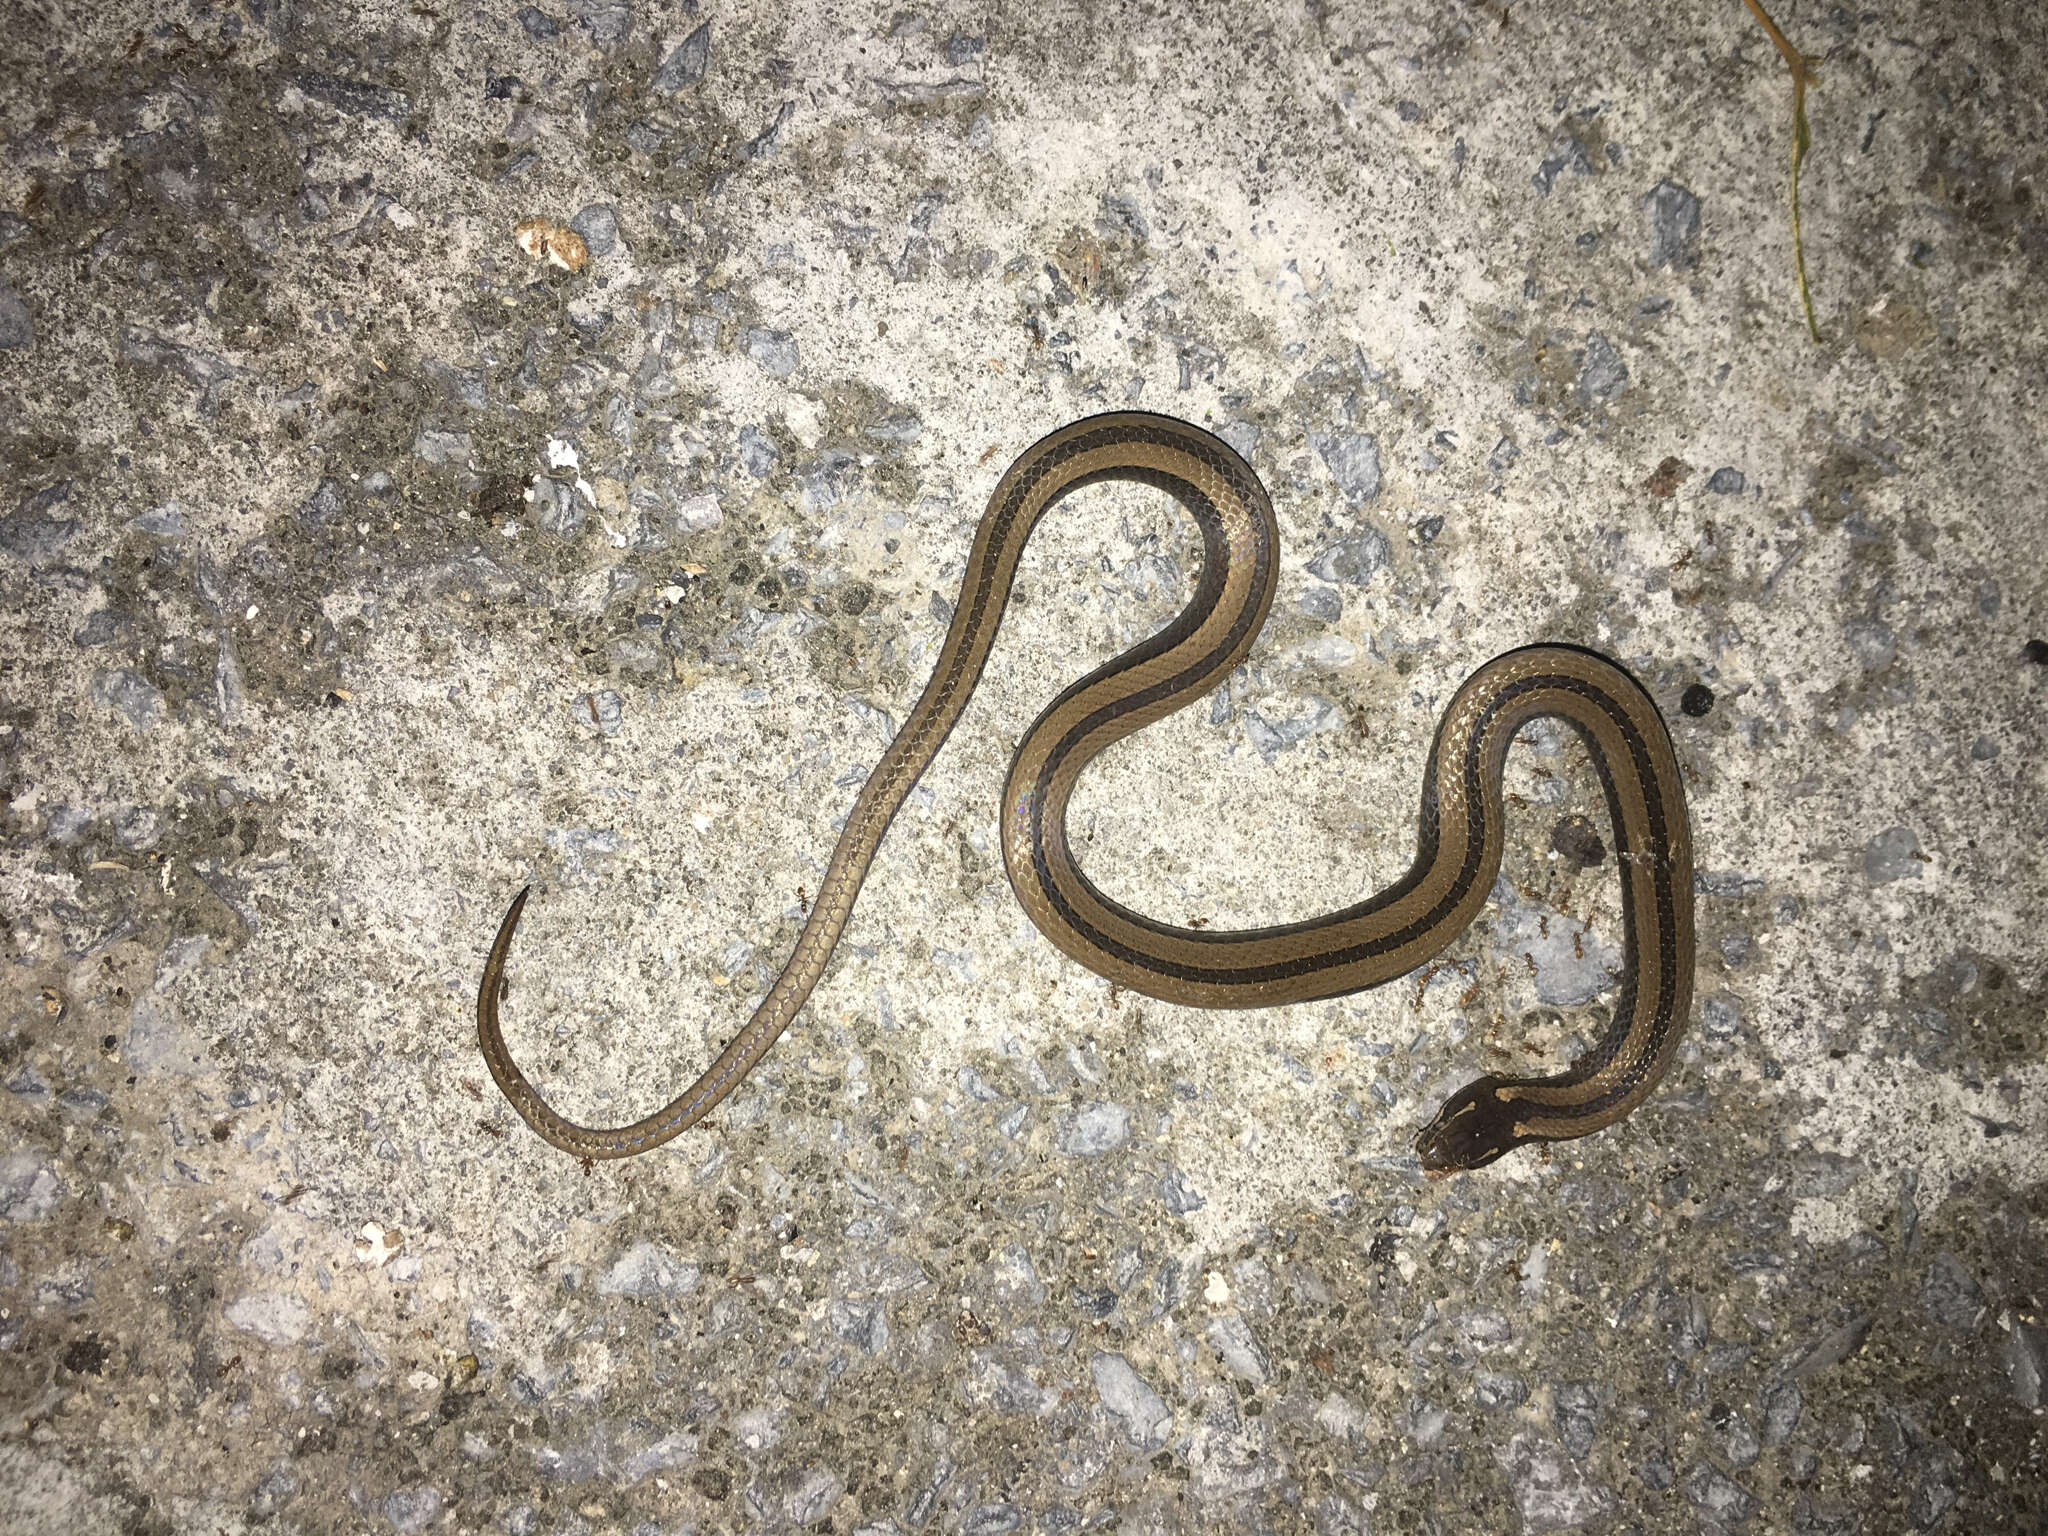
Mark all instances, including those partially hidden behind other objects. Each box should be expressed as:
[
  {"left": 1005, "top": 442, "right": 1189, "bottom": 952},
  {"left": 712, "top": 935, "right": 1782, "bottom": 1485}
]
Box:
[{"left": 1415, "top": 1079, "right": 1525, "bottom": 1174}]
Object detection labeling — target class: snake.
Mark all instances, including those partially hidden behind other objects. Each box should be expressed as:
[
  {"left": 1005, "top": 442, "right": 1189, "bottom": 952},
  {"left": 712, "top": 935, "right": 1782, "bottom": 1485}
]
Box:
[{"left": 477, "top": 412, "right": 1695, "bottom": 1172}]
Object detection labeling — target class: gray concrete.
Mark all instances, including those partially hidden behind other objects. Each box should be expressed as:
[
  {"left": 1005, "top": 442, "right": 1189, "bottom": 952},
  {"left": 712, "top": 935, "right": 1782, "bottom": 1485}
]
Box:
[{"left": 1, "top": 1, "right": 2043, "bottom": 1532}]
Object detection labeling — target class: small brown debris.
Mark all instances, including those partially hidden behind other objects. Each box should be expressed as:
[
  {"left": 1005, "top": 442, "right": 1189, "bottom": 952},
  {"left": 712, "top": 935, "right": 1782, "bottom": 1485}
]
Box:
[
  {"left": 1645, "top": 456, "right": 1691, "bottom": 498},
  {"left": 513, "top": 216, "right": 590, "bottom": 273}
]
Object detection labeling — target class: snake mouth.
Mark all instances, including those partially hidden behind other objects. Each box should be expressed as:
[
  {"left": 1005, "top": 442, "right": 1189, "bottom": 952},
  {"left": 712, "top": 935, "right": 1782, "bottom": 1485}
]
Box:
[{"left": 1415, "top": 1078, "right": 1528, "bottom": 1175}]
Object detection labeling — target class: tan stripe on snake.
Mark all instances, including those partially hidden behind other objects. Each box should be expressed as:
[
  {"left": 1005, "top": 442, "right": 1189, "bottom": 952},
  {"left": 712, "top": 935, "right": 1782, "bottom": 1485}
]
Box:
[{"left": 477, "top": 412, "right": 1695, "bottom": 1173}]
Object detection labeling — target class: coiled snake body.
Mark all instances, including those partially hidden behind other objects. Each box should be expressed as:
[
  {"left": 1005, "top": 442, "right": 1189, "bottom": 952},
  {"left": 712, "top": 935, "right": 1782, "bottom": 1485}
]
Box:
[{"left": 478, "top": 412, "right": 1695, "bottom": 1172}]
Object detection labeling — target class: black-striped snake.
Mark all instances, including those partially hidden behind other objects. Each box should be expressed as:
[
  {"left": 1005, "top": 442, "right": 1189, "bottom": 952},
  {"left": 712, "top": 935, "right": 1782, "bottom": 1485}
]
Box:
[{"left": 477, "top": 413, "right": 1696, "bottom": 1172}]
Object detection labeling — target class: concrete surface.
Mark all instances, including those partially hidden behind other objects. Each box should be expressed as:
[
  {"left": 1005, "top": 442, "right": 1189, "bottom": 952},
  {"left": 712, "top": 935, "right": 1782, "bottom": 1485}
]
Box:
[{"left": 1, "top": 0, "right": 2044, "bottom": 1531}]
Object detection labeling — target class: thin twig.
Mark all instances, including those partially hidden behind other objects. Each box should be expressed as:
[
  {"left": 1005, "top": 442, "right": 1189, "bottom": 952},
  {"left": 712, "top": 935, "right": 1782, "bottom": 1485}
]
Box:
[{"left": 1741, "top": 0, "right": 1822, "bottom": 342}]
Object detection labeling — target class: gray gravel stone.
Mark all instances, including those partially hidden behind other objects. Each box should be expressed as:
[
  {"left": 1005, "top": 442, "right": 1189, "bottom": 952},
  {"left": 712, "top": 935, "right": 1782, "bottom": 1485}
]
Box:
[
  {"left": 1314, "top": 1393, "right": 1371, "bottom": 1443},
  {"left": 1245, "top": 699, "right": 1337, "bottom": 758},
  {"left": 1553, "top": 1382, "right": 1599, "bottom": 1458},
  {"left": 132, "top": 500, "right": 186, "bottom": 537},
  {"left": 1912, "top": 1474, "right": 1958, "bottom": 1527},
  {"left": 1761, "top": 1382, "right": 1803, "bottom": 1445},
  {"left": 124, "top": 991, "right": 209, "bottom": 1076},
  {"left": 1207, "top": 1313, "right": 1270, "bottom": 1383},
  {"left": 653, "top": 23, "right": 711, "bottom": 90},
  {"left": 1058, "top": 1102, "right": 1129, "bottom": 1155},
  {"left": 1576, "top": 332, "right": 1628, "bottom": 407},
  {"left": 1863, "top": 826, "right": 1924, "bottom": 883},
  {"left": 1496, "top": 1433, "right": 1615, "bottom": 1530},
  {"left": 224, "top": 1291, "right": 310, "bottom": 1345},
  {"left": 384, "top": 1487, "right": 442, "bottom": 1533},
  {"left": 1160, "top": 1166, "right": 1205, "bottom": 1214},
  {"left": 865, "top": 410, "right": 922, "bottom": 443},
  {"left": 597, "top": 1241, "right": 700, "bottom": 1298},
  {"left": 1846, "top": 617, "right": 1895, "bottom": 670},
  {"left": 1491, "top": 886, "right": 1620, "bottom": 1006},
  {"left": 571, "top": 690, "right": 624, "bottom": 736},
  {"left": 1217, "top": 420, "right": 1258, "bottom": 460},
  {"left": 1787, "top": 1315, "right": 1873, "bottom": 1378},
  {"left": 534, "top": 479, "right": 585, "bottom": 536},
  {"left": 1921, "top": 1252, "right": 1985, "bottom": 1331},
  {"left": 413, "top": 428, "right": 471, "bottom": 465},
  {"left": 1533, "top": 135, "right": 1594, "bottom": 195},
  {"left": 570, "top": 0, "right": 631, "bottom": 49},
  {"left": 515, "top": 7, "right": 559, "bottom": 38},
  {"left": 1456, "top": 1310, "right": 1513, "bottom": 1353},
  {"left": 92, "top": 668, "right": 165, "bottom": 732},
  {"left": 0, "top": 279, "right": 33, "bottom": 348},
  {"left": 672, "top": 492, "right": 723, "bottom": 534},
  {"left": 1296, "top": 584, "right": 1342, "bottom": 622},
  {"left": 618, "top": 1433, "right": 695, "bottom": 1486},
  {"left": 1475, "top": 1373, "right": 1529, "bottom": 1411},
  {"left": 291, "top": 72, "right": 413, "bottom": 122},
  {"left": 745, "top": 327, "right": 800, "bottom": 377},
  {"left": 738, "top": 426, "right": 779, "bottom": 477},
  {"left": 742, "top": 101, "right": 795, "bottom": 161},
  {"left": 113, "top": 806, "right": 162, "bottom": 850},
  {"left": 1, "top": 1152, "right": 63, "bottom": 1223},
  {"left": 785, "top": 1465, "right": 846, "bottom": 1524},
  {"left": 297, "top": 477, "right": 345, "bottom": 528},
  {"left": 570, "top": 203, "right": 619, "bottom": 257},
  {"left": 1710, "top": 1403, "right": 1762, "bottom": 1468},
  {"left": 2002, "top": 1321, "right": 2046, "bottom": 1408},
  {"left": 953, "top": 1504, "right": 1018, "bottom": 1536},
  {"left": 1706, "top": 467, "right": 1746, "bottom": 493},
  {"left": 1309, "top": 430, "right": 1381, "bottom": 502},
  {"left": 827, "top": 1298, "right": 890, "bottom": 1354},
  {"left": 1090, "top": 1352, "right": 1170, "bottom": 1447},
  {"left": 1685, "top": 1462, "right": 1757, "bottom": 1524},
  {"left": 1702, "top": 993, "right": 1742, "bottom": 1039},
  {"left": 1642, "top": 178, "right": 1702, "bottom": 269},
  {"left": 1305, "top": 530, "right": 1391, "bottom": 585}
]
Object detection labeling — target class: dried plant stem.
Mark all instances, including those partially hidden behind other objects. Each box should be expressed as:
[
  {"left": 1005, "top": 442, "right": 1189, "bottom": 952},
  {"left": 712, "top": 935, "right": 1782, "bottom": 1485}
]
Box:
[{"left": 1741, "top": 0, "right": 1822, "bottom": 341}]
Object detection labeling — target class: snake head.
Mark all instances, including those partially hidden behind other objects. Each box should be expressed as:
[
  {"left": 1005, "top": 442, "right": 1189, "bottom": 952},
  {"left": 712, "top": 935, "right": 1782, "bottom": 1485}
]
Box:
[{"left": 1414, "top": 1078, "right": 1528, "bottom": 1176}]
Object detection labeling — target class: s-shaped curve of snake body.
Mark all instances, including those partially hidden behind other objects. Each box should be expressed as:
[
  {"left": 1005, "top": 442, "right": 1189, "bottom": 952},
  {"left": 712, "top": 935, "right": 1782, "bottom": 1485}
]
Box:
[{"left": 477, "top": 412, "right": 1696, "bottom": 1173}]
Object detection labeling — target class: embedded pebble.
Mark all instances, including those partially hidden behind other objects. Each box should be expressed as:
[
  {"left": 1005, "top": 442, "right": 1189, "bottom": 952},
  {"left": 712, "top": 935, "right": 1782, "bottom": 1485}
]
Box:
[
  {"left": 1309, "top": 431, "right": 1381, "bottom": 502},
  {"left": 1058, "top": 1102, "right": 1129, "bottom": 1156},
  {"left": 569, "top": 203, "right": 620, "bottom": 257},
  {"left": 1863, "top": 826, "right": 1924, "bottom": 883},
  {"left": 597, "top": 1242, "right": 701, "bottom": 1298},
  {"left": 653, "top": 23, "right": 712, "bottom": 90},
  {"left": 1, "top": 1152, "right": 63, "bottom": 1222},
  {"left": 92, "top": 668, "right": 165, "bottom": 732},
  {"left": 745, "top": 328, "right": 801, "bottom": 377},
  {"left": 1306, "top": 533, "right": 1390, "bottom": 587},
  {"left": 1576, "top": 332, "right": 1629, "bottom": 406},
  {"left": 1642, "top": 179, "right": 1701, "bottom": 269},
  {"left": 1090, "top": 1352, "right": 1170, "bottom": 1446},
  {"left": 1495, "top": 1433, "right": 1615, "bottom": 1529},
  {"left": 0, "top": 280, "right": 33, "bottom": 348},
  {"left": 225, "top": 1291, "right": 310, "bottom": 1345}
]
